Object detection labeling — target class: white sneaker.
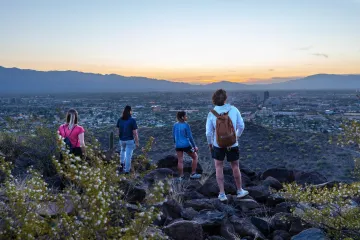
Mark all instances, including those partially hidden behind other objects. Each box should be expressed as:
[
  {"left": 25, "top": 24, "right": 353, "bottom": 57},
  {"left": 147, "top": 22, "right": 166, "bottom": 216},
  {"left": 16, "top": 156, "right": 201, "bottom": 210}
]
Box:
[
  {"left": 218, "top": 193, "right": 228, "bottom": 201},
  {"left": 237, "top": 189, "right": 249, "bottom": 198}
]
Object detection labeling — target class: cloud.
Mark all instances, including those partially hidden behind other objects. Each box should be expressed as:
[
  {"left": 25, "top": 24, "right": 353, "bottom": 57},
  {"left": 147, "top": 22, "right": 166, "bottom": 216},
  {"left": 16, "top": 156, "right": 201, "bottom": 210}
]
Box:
[
  {"left": 297, "top": 46, "right": 313, "bottom": 51},
  {"left": 312, "top": 53, "right": 329, "bottom": 58},
  {"left": 268, "top": 69, "right": 274, "bottom": 72}
]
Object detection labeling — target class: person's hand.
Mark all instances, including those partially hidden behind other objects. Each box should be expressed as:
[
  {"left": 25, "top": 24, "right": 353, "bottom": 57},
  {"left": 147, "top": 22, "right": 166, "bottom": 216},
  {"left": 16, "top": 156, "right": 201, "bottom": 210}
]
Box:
[
  {"left": 135, "top": 141, "right": 140, "bottom": 148},
  {"left": 208, "top": 144, "right": 213, "bottom": 152},
  {"left": 194, "top": 147, "right": 199, "bottom": 152}
]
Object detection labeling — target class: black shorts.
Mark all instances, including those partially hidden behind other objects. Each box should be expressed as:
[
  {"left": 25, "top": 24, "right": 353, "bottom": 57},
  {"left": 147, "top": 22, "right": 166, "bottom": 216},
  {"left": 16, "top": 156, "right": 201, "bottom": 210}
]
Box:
[
  {"left": 176, "top": 146, "right": 194, "bottom": 153},
  {"left": 212, "top": 146, "right": 239, "bottom": 162}
]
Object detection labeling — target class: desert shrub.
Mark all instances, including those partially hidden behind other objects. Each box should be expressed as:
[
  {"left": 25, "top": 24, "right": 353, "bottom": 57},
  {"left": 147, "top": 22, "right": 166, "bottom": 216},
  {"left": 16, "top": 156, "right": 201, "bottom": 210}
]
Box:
[
  {"left": 281, "top": 121, "right": 360, "bottom": 239},
  {"left": 0, "top": 133, "right": 169, "bottom": 239}
]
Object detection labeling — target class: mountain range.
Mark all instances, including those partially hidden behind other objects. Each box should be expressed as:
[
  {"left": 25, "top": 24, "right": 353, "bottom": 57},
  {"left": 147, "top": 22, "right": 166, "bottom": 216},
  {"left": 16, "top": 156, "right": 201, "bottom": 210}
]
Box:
[{"left": 1, "top": 66, "right": 360, "bottom": 93}]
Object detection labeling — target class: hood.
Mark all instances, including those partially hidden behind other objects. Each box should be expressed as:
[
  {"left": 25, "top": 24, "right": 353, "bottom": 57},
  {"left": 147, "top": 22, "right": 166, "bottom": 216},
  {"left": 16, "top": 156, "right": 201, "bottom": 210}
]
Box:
[{"left": 213, "top": 104, "right": 232, "bottom": 114}]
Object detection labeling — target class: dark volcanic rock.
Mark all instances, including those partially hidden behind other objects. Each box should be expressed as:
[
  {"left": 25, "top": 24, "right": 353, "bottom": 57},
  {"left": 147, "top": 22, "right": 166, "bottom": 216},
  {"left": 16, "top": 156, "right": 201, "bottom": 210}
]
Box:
[
  {"left": 162, "top": 199, "right": 183, "bottom": 219},
  {"left": 181, "top": 207, "right": 199, "bottom": 220},
  {"left": 291, "top": 228, "right": 328, "bottom": 240},
  {"left": 180, "top": 190, "right": 206, "bottom": 201},
  {"left": 263, "top": 176, "right": 283, "bottom": 190},
  {"left": 261, "top": 168, "right": 295, "bottom": 183},
  {"left": 289, "top": 218, "right": 308, "bottom": 236},
  {"left": 193, "top": 210, "right": 225, "bottom": 227},
  {"left": 156, "top": 155, "right": 203, "bottom": 174},
  {"left": 207, "top": 236, "right": 227, "bottom": 240},
  {"left": 294, "top": 171, "right": 327, "bottom": 185},
  {"left": 184, "top": 199, "right": 217, "bottom": 211},
  {"left": 272, "top": 230, "right": 291, "bottom": 240},
  {"left": 164, "top": 220, "right": 203, "bottom": 240},
  {"left": 250, "top": 217, "right": 273, "bottom": 236},
  {"left": 220, "top": 219, "right": 237, "bottom": 240},
  {"left": 246, "top": 185, "right": 271, "bottom": 202},
  {"left": 120, "top": 180, "right": 146, "bottom": 203},
  {"left": 266, "top": 193, "right": 286, "bottom": 207},
  {"left": 272, "top": 202, "right": 295, "bottom": 214},
  {"left": 313, "top": 181, "right": 340, "bottom": 189},
  {"left": 143, "top": 168, "right": 175, "bottom": 184},
  {"left": 270, "top": 213, "right": 294, "bottom": 231},
  {"left": 233, "top": 198, "right": 261, "bottom": 212},
  {"left": 229, "top": 216, "right": 266, "bottom": 239}
]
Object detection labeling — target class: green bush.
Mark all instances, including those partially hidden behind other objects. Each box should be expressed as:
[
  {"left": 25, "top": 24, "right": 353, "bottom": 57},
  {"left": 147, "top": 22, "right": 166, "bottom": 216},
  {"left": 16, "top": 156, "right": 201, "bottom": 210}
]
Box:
[{"left": 0, "top": 133, "right": 169, "bottom": 239}]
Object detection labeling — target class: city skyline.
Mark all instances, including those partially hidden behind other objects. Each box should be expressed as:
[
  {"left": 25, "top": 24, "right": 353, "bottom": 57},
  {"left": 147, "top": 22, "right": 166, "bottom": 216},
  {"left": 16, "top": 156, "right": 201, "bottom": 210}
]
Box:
[{"left": 1, "top": 0, "right": 360, "bottom": 84}]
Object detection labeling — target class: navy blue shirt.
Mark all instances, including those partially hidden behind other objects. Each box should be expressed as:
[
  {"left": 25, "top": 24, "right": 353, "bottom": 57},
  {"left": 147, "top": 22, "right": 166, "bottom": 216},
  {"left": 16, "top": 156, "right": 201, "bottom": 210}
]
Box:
[{"left": 116, "top": 117, "right": 138, "bottom": 141}]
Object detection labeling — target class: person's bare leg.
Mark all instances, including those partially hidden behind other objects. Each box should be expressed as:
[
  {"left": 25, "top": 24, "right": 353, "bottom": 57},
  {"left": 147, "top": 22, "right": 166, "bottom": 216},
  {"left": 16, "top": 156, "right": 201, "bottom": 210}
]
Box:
[
  {"left": 176, "top": 151, "right": 184, "bottom": 176},
  {"left": 214, "top": 159, "right": 225, "bottom": 193},
  {"left": 230, "top": 160, "right": 242, "bottom": 190},
  {"left": 187, "top": 152, "right": 198, "bottom": 174}
]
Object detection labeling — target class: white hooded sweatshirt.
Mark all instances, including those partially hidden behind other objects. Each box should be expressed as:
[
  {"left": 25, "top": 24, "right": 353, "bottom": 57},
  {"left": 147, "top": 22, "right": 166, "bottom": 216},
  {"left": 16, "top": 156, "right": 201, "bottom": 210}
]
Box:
[{"left": 206, "top": 104, "right": 245, "bottom": 148}]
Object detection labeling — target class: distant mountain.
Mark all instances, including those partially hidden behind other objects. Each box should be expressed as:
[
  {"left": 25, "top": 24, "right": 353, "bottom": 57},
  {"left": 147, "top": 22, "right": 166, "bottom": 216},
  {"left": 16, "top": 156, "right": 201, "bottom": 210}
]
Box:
[{"left": 0, "top": 66, "right": 360, "bottom": 93}]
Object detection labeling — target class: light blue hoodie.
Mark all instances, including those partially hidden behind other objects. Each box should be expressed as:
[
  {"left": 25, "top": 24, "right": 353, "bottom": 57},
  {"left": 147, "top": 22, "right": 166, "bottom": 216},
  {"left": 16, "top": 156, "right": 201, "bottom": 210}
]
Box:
[{"left": 206, "top": 104, "right": 245, "bottom": 148}]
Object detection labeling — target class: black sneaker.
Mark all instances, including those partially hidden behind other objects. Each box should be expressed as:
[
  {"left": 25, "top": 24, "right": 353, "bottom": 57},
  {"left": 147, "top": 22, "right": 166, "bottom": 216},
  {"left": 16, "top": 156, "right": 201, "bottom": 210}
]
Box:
[{"left": 119, "top": 163, "right": 124, "bottom": 172}]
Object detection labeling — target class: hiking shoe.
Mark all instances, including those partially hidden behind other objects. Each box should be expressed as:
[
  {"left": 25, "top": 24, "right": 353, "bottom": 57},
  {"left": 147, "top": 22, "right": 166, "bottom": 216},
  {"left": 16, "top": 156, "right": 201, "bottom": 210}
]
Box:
[
  {"left": 119, "top": 163, "right": 124, "bottom": 172},
  {"left": 237, "top": 189, "right": 249, "bottom": 198},
  {"left": 218, "top": 193, "right": 228, "bottom": 201},
  {"left": 190, "top": 173, "right": 202, "bottom": 179}
]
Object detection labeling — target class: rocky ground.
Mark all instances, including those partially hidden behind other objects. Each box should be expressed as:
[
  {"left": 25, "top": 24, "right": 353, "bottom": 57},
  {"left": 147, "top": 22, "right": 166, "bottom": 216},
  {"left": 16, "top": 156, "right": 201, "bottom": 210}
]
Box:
[
  {"left": 125, "top": 155, "right": 333, "bottom": 240},
  {"left": 138, "top": 121, "right": 356, "bottom": 183}
]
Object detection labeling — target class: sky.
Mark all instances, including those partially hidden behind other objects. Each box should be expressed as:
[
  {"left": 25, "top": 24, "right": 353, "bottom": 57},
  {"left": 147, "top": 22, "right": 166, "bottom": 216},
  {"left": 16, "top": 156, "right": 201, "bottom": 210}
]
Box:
[{"left": 0, "top": 0, "right": 359, "bottom": 84}]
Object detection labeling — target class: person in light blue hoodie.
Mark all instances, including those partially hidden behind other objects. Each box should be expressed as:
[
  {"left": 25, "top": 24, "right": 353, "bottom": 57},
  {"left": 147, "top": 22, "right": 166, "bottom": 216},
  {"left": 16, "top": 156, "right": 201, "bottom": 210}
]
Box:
[
  {"left": 206, "top": 89, "right": 249, "bottom": 201},
  {"left": 173, "top": 111, "right": 201, "bottom": 180}
]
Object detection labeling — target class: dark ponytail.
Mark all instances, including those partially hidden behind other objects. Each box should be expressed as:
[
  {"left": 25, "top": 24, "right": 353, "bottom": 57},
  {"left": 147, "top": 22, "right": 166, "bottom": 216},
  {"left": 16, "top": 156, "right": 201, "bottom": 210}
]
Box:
[
  {"left": 176, "top": 111, "right": 186, "bottom": 122},
  {"left": 121, "top": 105, "right": 132, "bottom": 120}
]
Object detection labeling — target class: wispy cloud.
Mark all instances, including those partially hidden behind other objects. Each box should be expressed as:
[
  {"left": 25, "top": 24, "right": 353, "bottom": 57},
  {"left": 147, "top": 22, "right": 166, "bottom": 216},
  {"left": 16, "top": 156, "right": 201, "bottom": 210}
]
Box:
[
  {"left": 312, "top": 53, "right": 329, "bottom": 58},
  {"left": 297, "top": 46, "right": 313, "bottom": 51}
]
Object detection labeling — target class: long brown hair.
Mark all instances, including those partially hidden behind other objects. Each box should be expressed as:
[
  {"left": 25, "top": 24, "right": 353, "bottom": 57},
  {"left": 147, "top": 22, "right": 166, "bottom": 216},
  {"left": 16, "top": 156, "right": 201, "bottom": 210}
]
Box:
[
  {"left": 121, "top": 105, "right": 132, "bottom": 120},
  {"left": 66, "top": 109, "right": 78, "bottom": 128}
]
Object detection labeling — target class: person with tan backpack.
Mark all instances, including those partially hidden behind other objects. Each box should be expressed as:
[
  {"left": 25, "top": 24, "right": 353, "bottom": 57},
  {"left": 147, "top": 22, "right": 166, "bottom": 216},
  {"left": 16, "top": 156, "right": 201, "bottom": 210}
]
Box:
[{"left": 206, "top": 89, "right": 248, "bottom": 201}]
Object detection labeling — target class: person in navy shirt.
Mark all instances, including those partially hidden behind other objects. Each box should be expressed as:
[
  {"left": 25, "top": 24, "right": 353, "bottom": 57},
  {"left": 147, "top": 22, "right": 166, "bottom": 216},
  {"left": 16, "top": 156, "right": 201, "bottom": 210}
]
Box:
[
  {"left": 116, "top": 105, "right": 139, "bottom": 174},
  {"left": 173, "top": 111, "right": 201, "bottom": 180}
]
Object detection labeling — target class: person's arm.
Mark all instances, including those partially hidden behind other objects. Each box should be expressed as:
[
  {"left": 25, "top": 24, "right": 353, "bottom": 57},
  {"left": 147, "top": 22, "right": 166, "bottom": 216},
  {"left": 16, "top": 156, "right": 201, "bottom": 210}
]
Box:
[
  {"left": 78, "top": 132, "right": 86, "bottom": 156},
  {"left": 133, "top": 119, "right": 139, "bottom": 147},
  {"left": 236, "top": 108, "right": 245, "bottom": 138},
  {"left": 116, "top": 119, "right": 120, "bottom": 136},
  {"left": 172, "top": 124, "right": 176, "bottom": 144},
  {"left": 206, "top": 112, "right": 214, "bottom": 151},
  {"left": 186, "top": 124, "right": 197, "bottom": 150}
]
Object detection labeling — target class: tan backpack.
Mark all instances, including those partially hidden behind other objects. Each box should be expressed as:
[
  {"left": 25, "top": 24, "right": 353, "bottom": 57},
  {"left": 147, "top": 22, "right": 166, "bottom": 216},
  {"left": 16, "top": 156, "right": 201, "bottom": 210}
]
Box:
[{"left": 210, "top": 109, "right": 236, "bottom": 148}]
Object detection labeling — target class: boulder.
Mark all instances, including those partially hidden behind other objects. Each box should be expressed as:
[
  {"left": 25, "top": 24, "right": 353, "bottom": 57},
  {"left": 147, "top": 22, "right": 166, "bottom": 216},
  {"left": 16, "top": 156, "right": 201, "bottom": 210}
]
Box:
[
  {"left": 220, "top": 219, "right": 238, "bottom": 240},
  {"left": 164, "top": 220, "right": 203, "bottom": 240},
  {"left": 193, "top": 210, "right": 225, "bottom": 227},
  {"left": 261, "top": 168, "right": 295, "bottom": 183},
  {"left": 246, "top": 185, "right": 271, "bottom": 202},
  {"left": 291, "top": 228, "right": 328, "bottom": 240},
  {"left": 233, "top": 198, "right": 261, "bottom": 212},
  {"left": 181, "top": 207, "right": 199, "bottom": 220},
  {"left": 263, "top": 176, "right": 283, "bottom": 190},
  {"left": 162, "top": 199, "right": 183, "bottom": 219},
  {"left": 229, "top": 216, "right": 266, "bottom": 239},
  {"left": 250, "top": 217, "right": 273, "bottom": 236},
  {"left": 272, "top": 202, "right": 295, "bottom": 214},
  {"left": 266, "top": 193, "right": 286, "bottom": 207},
  {"left": 120, "top": 180, "right": 146, "bottom": 203},
  {"left": 143, "top": 168, "right": 175, "bottom": 185},
  {"left": 37, "top": 198, "right": 74, "bottom": 216},
  {"left": 271, "top": 230, "right": 291, "bottom": 240},
  {"left": 313, "top": 181, "right": 340, "bottom": 189},
  {"left": 270, "top": 213, "right": 294, "bottom": 231},
  {"left": 207, "top": 237, "right": 226, "bottom": 240},
  {"left": 180, "top": 190, "right": 206, "bottom": 201},
  {"left": 294, "top": 171, "right": 327, "bottom": 185},
  {"left": 198, "top": 175, "right": 236, "bottom": 197},
  {"left": 289, "top": 218, "right": 308, "bottom": 236},
  {"left": 156, "top": 155, "right": 203, "bottom": 174},
  {"left": 184, "top": 199, "right": 217, "bottom": 211}
]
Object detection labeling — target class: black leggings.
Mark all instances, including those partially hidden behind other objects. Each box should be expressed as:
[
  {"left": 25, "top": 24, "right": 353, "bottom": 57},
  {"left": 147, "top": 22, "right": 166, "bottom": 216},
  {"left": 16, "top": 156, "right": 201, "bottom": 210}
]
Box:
[{"left": 71, "top": 147, "right": 83, "bottom": 157}]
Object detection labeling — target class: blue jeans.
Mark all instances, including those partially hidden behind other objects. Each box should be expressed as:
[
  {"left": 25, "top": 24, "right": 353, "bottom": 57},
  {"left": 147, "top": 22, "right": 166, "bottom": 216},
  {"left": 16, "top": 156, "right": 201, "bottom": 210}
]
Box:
[{"left": 120, "top": 140, "right": 136, "bottom": 173}]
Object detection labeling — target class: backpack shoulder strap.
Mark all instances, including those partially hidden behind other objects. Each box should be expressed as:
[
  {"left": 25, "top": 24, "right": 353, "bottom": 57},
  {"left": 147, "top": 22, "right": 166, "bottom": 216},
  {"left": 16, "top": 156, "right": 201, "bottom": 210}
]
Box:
[
  {"left": 65, "top": 125, "right": 76, "bottom": 138},
  {"left": 210, "top": 109, "right": 220, "bottom": 118}
]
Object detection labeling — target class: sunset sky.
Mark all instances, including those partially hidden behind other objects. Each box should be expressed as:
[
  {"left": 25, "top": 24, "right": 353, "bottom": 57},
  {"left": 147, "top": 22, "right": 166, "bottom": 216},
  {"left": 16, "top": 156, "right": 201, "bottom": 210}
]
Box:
[{"left": 0, "top": 0, "right": 359, "bottom": 84}]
